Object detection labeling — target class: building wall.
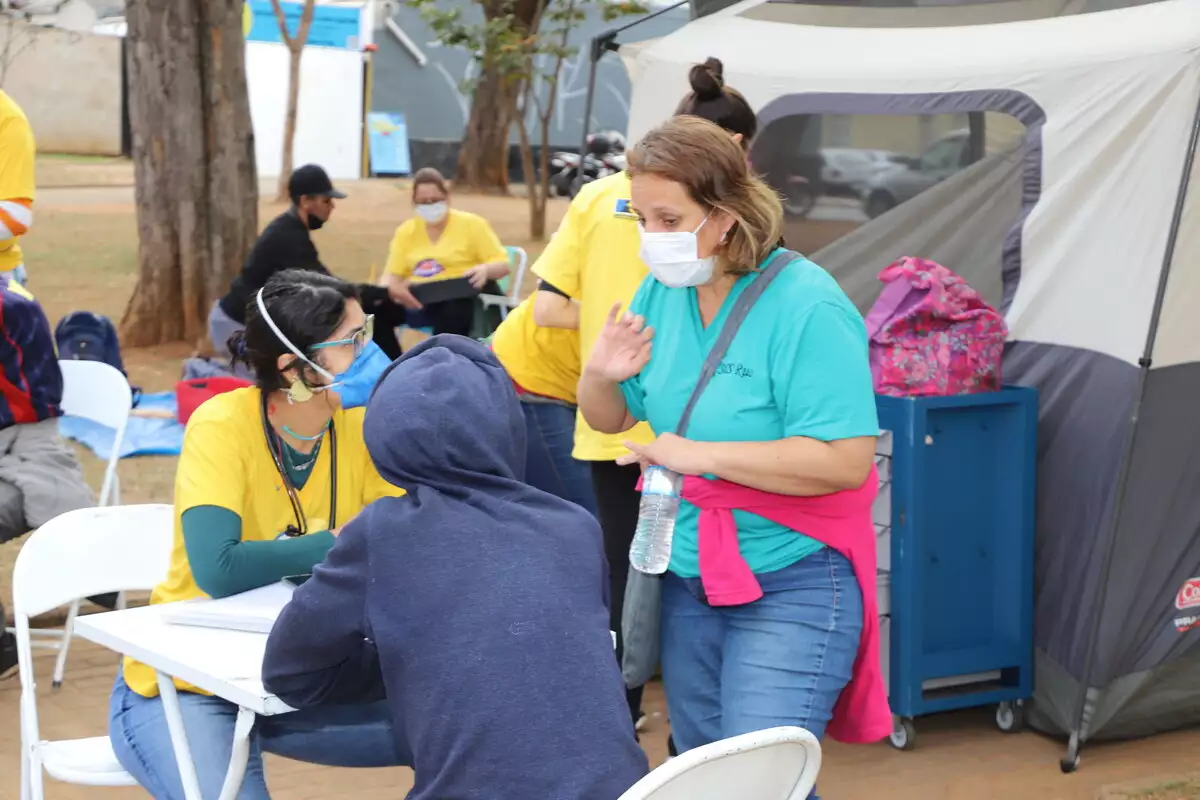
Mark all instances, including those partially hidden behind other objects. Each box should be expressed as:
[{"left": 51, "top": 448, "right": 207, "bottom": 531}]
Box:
[
  {"left": 2, "top": 23, "right": 123, "bottom": 155},
  {"left": 371, "top": 1, "right": 689, "bottom": 175}
]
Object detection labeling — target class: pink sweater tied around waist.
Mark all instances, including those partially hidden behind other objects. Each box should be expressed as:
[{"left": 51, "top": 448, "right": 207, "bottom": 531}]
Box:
[{"left": 681, "top": 467, "right": 892, "bottom": 744}]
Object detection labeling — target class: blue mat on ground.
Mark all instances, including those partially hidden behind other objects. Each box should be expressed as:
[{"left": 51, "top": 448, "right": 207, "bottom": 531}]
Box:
[{"left": 59, "top": 391, "right": 185, "bottom": 460}]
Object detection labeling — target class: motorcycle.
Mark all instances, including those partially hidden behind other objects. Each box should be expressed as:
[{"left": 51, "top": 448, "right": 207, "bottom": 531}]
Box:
[
  {"left": 550, "top": 131, "right": 628, "bottom": 198},
  {"left": 548, "top": 152, "right": 581, "bottom": 197},
  {"left": 567, "top": 151, "right": 626, "bottom": 199}
]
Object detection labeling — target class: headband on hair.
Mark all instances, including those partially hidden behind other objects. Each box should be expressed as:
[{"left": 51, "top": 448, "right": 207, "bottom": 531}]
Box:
[{"left": 255, "top": 287, "right": 338, "bottom": 385}]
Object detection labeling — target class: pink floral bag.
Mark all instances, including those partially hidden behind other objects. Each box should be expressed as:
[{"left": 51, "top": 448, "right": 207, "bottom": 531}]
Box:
[{"left": 864, "top": 257, "right": 1008, "bottom": 397}]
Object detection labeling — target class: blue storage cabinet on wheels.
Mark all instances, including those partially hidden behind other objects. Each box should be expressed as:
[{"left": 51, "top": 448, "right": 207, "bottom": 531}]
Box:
[{"left": 875, "top": 387, "right": 1037, "bottom": 750}]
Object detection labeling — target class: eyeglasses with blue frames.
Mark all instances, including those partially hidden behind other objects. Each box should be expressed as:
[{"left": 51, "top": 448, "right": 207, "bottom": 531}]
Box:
[{"left": 309, "top": 314, "right": 375, "bottom": 357}]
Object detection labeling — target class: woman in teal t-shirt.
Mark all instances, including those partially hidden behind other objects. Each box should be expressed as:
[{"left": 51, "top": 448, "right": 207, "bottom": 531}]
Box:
[{"left": 578, "top": 116, "right": 879, "bottom": 773}]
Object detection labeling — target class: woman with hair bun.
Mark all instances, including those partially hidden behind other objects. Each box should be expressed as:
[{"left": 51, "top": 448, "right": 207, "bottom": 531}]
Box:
[
  {"left": 675, "top": 57, "right": 758, "bottom": 147},
  {"left": 530, "top": 57, "right": 761, "bottom": 734}
]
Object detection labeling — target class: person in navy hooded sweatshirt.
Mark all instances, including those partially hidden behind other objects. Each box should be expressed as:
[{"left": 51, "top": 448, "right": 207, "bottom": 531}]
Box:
[{"left": 262, "top": 334, "right": 648, "bottom": 800}]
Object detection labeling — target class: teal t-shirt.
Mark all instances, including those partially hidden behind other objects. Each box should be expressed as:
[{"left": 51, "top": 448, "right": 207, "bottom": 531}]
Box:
[{"left": 619, "top": 250, "right": 879, "bottom": 578}]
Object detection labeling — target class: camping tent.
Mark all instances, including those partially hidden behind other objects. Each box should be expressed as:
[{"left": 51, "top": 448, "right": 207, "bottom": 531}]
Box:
[{"left": 620, "top": 0, "right": 1200, "bottom": 770}]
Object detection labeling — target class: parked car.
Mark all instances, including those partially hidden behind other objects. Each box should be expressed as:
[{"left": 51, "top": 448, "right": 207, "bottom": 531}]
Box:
[
  {"left": 820, "top": 148, "right": 905, "bottom": 197},
  {"left": 861, "top": 129, "right": 975, "bottom": 218}
]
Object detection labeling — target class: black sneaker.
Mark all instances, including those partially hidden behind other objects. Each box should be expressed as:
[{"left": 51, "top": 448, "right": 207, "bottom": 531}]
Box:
[{"left": 0, "top": 630, "right": 17, "bottom": 680}]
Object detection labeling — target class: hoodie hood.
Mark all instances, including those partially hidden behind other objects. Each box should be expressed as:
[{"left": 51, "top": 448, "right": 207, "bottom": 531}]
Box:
[{"left": 363, "top": 334, "right": 526, "bottom": 491}]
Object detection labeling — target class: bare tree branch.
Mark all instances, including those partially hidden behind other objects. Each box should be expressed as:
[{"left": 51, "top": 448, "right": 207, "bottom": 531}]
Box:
[{"left": 273, "top": 0, "right": 317, "bottom": 200}]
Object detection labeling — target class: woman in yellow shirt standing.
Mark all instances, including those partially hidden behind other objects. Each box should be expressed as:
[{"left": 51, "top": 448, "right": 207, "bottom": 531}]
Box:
[
  {"left": 490, "top": 292, "right": 597, "bottom": 515},
  {"left": 533, "top": 57, "right": 760, "bottom": 735},
  {"left": 383, "top": 168, "right": 511, "bottom": 337},
  {"left": 108, "top": 270, "right": 410, "bottom": 800}
]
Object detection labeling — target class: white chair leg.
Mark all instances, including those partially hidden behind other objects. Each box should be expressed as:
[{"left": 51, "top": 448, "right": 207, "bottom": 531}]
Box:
[
  {"left": 51, "top": 600, "right": 80, "bottom": 688},
  {"left": 27, "top": 749, "right": 44, "bottom": 800},
  {"left": 19, "top": 728, "right": 30, "bottom": 800},
  {"left": 116, "top": 591, "right": 127, "bottom": 611}
]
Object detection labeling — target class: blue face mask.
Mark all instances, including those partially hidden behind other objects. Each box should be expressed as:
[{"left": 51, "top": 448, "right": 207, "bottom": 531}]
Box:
[{"left": 329, "top": 340, "right": 391, "bottom": 409}]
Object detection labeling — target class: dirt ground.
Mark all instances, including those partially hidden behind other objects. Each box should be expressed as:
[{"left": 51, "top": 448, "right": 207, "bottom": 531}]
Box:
[{"left": 4, "top": 157, "right": 1200, "bottom": 799}]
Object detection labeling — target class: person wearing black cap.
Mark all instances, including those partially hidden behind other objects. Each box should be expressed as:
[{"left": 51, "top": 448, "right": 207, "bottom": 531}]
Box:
[{"left": 208, "top": 164, "right": 346, "bottom": 372}]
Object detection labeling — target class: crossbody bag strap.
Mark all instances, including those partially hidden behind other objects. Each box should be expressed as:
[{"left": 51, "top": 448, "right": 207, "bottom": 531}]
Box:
[{"left": 674, "top": 249, "right": 799, "bottom": 437}]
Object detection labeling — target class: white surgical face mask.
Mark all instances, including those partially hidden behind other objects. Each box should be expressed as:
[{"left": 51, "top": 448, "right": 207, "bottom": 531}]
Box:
[
  {"left": 415, "top": 202, "right": 448, "bottom": 225},
  {"left": 638, "top": 214, "right": 716, "bottom": 289}
]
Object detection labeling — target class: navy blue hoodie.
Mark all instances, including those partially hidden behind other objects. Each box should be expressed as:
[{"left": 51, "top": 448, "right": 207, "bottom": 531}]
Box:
[{"left": 263, "top": 335, "right": 648, "bottom": 799}]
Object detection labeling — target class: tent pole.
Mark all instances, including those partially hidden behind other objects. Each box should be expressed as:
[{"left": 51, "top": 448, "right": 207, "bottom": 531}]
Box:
[
  {"left": 1061, "top": 83, "right": 1200, "bottom": 775},
  {"left": 577, "top": 0, "right": 688, "bottom": 166},
  {"left": 578, "top": 32, "right": 614, "bottom": 164}
]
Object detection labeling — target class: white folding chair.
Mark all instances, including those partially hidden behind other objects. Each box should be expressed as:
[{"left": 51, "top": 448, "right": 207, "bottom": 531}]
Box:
[
  {"left": 479, "top": 245, "right": 529, "bottom": 320},
  {"left": 14, "top": 504, "right": 174, "bottom": 800},
  {"left": 618, "top": 727, "right": 822, "bottom": 800},
  {"left": 58, "top": 359, "right": 131, "bottom": 507},
  {"left": 32, "top": 360, "right": 134, "bottom": 687}
]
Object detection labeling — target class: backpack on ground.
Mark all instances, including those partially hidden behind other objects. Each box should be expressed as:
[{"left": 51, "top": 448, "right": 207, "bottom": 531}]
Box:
[{"left": 54, "top": 311, "right": 141, "bottom": 404}]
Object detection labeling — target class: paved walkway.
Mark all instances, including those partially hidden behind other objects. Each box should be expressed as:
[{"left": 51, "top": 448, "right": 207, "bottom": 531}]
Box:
[{"left": 6, "top": 638, "right": 1200, "bottom": 799}]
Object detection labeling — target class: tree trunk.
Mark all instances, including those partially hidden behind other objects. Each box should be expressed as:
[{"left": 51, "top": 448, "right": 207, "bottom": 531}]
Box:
[
  {"left": 454, "top": 0, "right": 547, "bottom": 193},
  {"left": 455, "top": 69, "right": 517, "bottom": 194},
  {"left": 513, "top": 93, "right": 541, "bottom": 239},
  {"left": 121, "top": 0, "right": 257, "bottom": 347},
  {"left": 277, "top": 42, "right": 303, "bottom": 201}
]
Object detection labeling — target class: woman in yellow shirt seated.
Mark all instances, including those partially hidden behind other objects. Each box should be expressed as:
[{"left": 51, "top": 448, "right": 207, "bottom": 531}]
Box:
[
  {"left": 490, "top": 290, "right": 596, "bottom": 515},
  {"left": 383, "top": 167, "right": 511, "bottom": 337},
  {"left": 108, "top": 270, "right": 410, "bottom": 800}
]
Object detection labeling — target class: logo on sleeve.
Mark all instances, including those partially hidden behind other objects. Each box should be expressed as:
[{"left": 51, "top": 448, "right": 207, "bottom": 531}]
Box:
[
  {"left": 413, "top": 259, "right": 446, "bottom": 278},
  {"left": 613, "top": 199, "right": 637, "bottom": 219}
]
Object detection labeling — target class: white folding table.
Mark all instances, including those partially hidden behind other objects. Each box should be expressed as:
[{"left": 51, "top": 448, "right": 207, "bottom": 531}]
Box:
[{"left": 75, "top": 604, "right": 293, "bottom": 800}]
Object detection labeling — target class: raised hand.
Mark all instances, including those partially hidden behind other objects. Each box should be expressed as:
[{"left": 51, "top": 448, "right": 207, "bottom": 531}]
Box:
[{"left": 587, "top": 303, "right": 654, "bottom": 383}]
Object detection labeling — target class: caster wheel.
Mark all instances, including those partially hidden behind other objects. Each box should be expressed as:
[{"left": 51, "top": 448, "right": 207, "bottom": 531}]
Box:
[
  {"left": 996, "top": 700, "right": 1025, "bottom": 733},
  {"left": 889, "top": 717, "right": 916, "bottom": 751},
  {"left": 51, "top": 680, "right": 62, "bottom": 690}
]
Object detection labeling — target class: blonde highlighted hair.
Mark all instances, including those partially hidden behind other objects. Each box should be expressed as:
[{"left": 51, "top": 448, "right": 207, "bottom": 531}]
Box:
[{"left": 627, "top": 115, "right": 782, "bottom": 276}]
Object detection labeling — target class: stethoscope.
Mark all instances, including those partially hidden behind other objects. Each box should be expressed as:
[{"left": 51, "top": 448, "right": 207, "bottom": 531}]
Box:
[{"left": 260, "top": 392, "right": 338, "bottom": 537}]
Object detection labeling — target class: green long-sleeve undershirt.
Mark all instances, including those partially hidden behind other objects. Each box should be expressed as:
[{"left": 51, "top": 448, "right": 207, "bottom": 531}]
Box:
[{"left": 181, "top": 437, "right": 335, "bottom": 599}]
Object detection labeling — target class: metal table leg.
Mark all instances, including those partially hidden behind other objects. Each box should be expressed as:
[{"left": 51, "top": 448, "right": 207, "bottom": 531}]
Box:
[
  {"left": 156, "top": 672, "right": 204, "bottom": 800},
  {"left": 216, "top": 707, "right": 257, "bottom": 800}
]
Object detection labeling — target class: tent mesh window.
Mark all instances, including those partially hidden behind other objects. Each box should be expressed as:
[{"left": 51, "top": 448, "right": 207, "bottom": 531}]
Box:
[{"left": 748, "top": 109, "right": 1028, "bottom": 314}]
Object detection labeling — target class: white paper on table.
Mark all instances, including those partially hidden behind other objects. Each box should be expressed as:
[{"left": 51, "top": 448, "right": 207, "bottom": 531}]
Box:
[{"left": 161, "top": 582, "right": 296, "bottom": 634}]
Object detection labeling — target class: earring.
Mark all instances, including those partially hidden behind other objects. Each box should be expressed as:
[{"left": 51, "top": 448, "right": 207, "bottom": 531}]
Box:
[{"left": 287, "top": 379, "right": 313, "bottom": 404}]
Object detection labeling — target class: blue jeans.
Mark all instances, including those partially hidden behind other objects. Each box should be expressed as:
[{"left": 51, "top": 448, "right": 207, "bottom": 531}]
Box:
[
  {"left": 109, "top": 673, "right": 409, "bottom": 800},
  {"left": 521, "top": 400, "right": 598, "bottom": 517},
  {"left": 661, "top": 548, "right": 862, "bottom": 795}
]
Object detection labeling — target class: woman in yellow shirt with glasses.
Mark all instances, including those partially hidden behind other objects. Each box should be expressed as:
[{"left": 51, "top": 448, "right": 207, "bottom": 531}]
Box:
[{"left": 108, "top": 270, "right": 410, "bottom": 800}]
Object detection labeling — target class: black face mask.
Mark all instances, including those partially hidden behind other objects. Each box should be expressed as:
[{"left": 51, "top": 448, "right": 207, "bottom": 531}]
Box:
[{"left": 304, "top": 212, "right": 325, "bottom": 231}]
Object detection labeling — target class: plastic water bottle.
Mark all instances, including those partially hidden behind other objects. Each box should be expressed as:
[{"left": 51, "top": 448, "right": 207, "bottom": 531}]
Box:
[{"left": 630, "top": 466, "right": 683, "bottom": 574}]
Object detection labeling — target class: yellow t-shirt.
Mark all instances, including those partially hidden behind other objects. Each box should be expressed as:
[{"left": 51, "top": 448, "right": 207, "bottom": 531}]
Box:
[
  {"left": 491, "top": 295, "right": 579, "bottom": 404},
  {"left": 122, "top": 388, "right": 405, "bottom": 697},
  {"left": 532, "top": 172, "right": 653, "bottom": 461},
  {"left": 384, "top": 208, "right": 508, "bottom": 284},
  {"left": 0, "top": 91, "right": 35, "bottom": 274}
]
